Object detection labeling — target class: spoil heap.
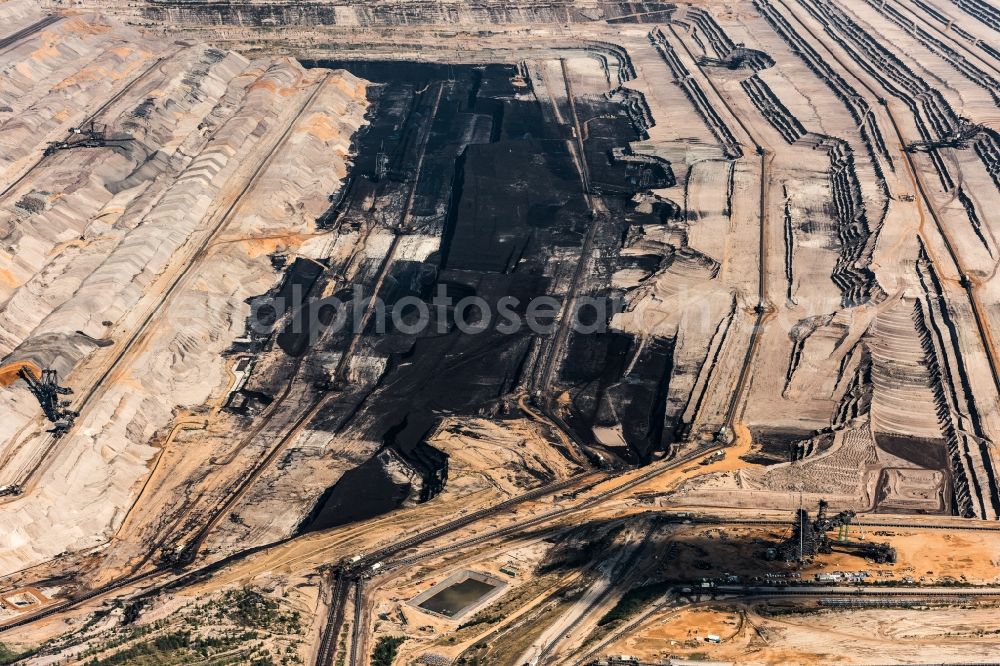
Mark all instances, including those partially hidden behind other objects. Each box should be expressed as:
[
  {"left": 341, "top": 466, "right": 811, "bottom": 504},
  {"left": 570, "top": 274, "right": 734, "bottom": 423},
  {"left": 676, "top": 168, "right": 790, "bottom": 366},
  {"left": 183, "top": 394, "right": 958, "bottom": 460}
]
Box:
[{"left": 0, "top": 3, "right": 368, "bottom": 575}]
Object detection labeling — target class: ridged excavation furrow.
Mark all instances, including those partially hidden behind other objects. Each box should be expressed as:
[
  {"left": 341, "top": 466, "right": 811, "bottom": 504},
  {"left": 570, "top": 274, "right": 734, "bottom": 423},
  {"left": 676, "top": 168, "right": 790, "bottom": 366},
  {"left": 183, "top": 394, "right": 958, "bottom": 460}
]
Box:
[
  {"left": 649, "top": 27, "right": 744, "bottom": 159},
  {"left": 860, "top": 0, "right": 1000, "bottom": 106},
  {"left": 915, "top": 244, "right": 1000, "bottom": 519},
  {"left": 741, "top": 74, "right": 807, "bottom": 143},
  {"left": 687, "top": 6, "right": 777, "bottom": 71},
  {"left": 952, "top": 0, "right": 1000, "bottom": 32},
  {"left": 823, "top": 138, "right": 883, "bottom": 307}
]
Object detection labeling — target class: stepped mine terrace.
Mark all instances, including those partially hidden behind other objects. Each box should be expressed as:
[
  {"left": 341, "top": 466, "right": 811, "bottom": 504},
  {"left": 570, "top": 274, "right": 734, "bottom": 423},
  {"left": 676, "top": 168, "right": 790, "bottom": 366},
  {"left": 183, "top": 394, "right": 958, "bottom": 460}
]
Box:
[{"left": 1, "top": 0, "right": 1000, "bottom": 664}]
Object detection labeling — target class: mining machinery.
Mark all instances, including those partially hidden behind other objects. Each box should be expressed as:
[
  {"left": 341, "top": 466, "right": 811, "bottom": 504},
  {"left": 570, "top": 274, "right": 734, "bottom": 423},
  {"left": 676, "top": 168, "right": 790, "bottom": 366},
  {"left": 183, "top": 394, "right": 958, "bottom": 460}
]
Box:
[
  {"left": 905, "top": 117, "right": 987, "bottom": 153},
  {"left": 697, "top": 45, "right": 769, "bottom": 69},
  {"left": 374, "top": 142, "right": 391, "bottom": 182},
  {"left": 769, "top": 499, "right": 896, "bottom": 564},
  {"left": 44, "top": 120, "right": 133, "bottom": 156},
  {"left": 17, "top": 367, "right": 78, "bottom": 437}
]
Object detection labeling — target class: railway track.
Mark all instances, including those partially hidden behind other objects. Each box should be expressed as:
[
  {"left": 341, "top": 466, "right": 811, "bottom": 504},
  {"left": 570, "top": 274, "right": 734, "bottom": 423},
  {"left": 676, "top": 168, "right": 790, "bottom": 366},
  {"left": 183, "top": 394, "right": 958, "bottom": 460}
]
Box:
[
  {"left": 0, "top": 50, "right": 175, "bottom": 201},
  {"left": 120, "top": 78, "right": 443, "bottom": 652},
  {"left": 313, "top": 444, "right": 715, "bottom": 664},
  {"left": 717, "top": 584, "right": 1000, "bottom": 596},
  {"left": 72, "top": 71, "right": 333, "bottom": 415},
  {"left": 6, "top": 22, "right": 1000, "bottom": 666},
  {"left": 0, "top": 448, "right": 966, "bottom": 639},
  {"left": 334, "top": 436, "right": 984, "bottom": 661},
  {"left": 309, "top": 471, "right": 601, "bottom": 666},
  {"left": 356, "top": 473, "right": 603, "bottom": 571},
  {"left": 691, "top": 514, "right": 1000, "bottom": 531},
  {"left": 795, "top": 0, "right": 970, "bottom": 193},
  {"left": 665, "top": 23, "right": 772, "bottom": 435},
  {"left": 348, "top": 580, "right": 364, "bottom": 666},
  {"left": 532, "top": 528, "right": 654, "bottom": 665},
  {"left": 570, "top": 596, "right": 678, "bottom": 666},
  {"left": 0, "top": 568, "right": 160, "bottom": 633},
  {"left": 574, "top": 587, "right": 1000, "bottom": 665},
  {"left": 523, "top": 58, "right": 621, "bottom": 461},
  {"left": 3, "top": 71, "right": 334, "bottom": 499},
  {"left": 534, "top": 58, "right": 601, "bottom": 404},
  {"left": 0, "top": 14, "right": 60, "bottom": 53},
  {"left": 118, "top": 275, "right": 331, "bottom": 572},
  {"left": 314, "top": 571, "right": 350, "bottom": 666},
  {"left": 389, "top": 447, "right": 721, "bottom": 571},
  {"left": 173, "top": 390, "right": 330, "bottom": 566},
  {"left": 332, "top": 446, "right": 722, "bottom": 664}
]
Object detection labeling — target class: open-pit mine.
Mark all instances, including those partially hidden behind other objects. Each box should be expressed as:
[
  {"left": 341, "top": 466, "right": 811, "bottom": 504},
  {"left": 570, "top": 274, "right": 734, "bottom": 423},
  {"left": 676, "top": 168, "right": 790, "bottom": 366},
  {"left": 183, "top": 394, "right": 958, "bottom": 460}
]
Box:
[{"left": 1, "top": 0, "right": 1000, "bottom": 664}]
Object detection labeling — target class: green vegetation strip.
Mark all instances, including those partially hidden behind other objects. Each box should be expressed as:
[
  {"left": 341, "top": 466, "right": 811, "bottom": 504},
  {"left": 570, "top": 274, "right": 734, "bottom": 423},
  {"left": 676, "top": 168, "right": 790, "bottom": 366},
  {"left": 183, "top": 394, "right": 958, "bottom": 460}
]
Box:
[
  {"left": 597, "top": 582, "right": 671, "bottom": 626},
  {"left": 372, "top": 636, "right": 406, "bottom": 666}
]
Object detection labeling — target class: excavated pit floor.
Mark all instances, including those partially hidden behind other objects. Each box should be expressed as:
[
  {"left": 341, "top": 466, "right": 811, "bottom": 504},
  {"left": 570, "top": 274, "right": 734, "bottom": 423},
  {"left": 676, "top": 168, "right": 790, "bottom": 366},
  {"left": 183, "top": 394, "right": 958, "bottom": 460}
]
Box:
[{"left": 289, "top": 59, "right": 678, "bottom": 532}]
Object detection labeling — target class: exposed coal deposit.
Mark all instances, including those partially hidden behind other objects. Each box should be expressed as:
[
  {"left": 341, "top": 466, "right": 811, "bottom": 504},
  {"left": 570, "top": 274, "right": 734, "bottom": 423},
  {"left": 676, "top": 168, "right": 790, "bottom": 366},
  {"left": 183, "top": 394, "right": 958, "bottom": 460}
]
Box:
[{"left": 266, "top": 59, "right": 684, "bottom": 532}]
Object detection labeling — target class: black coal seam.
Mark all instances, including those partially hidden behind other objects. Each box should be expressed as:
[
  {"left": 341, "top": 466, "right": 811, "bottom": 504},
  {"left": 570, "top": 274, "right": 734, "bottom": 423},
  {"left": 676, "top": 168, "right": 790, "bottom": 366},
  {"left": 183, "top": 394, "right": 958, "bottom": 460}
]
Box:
[
  {"left": 957, "top": 186, "right": 993, "bottom": 256},
  {"left": 916, "top": 243, "right": 999, "bottom": 517},
  {"left": 740, "top": 74, "right": 807, "bottom": 143},
  {"left": 607, "top": 86, "right": 656, "bottom": 140},
  {"left": 952, "top": 0, "right": 1000, "bottom": 32},
  {"left": 865, "top": 0, "right": 1000, "bottom": 105},
  {"left": 783, "top": 187, "right": 795, "bottom": 302},
  {"left": 437, "top": 146, "right": 468, "bottom": 271}
]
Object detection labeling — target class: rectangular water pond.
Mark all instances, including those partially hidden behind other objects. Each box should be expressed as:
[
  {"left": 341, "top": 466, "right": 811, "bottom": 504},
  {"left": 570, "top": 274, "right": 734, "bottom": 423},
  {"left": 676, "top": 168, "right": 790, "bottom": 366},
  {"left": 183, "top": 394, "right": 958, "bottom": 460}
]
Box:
[{"left": 410, "top": 570, "right": 507, "bottom": 619}]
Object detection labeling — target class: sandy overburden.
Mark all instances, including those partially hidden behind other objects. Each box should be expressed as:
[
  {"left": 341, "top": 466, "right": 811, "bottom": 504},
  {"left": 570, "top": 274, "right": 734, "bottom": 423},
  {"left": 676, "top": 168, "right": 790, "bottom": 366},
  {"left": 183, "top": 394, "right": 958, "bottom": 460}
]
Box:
[{"left": 0, "top": 3, "right": 367, "bottom": 575}]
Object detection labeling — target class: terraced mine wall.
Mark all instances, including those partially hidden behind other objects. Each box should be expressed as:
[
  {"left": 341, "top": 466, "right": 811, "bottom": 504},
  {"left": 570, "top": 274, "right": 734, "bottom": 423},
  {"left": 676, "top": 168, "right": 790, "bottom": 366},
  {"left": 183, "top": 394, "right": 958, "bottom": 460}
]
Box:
[
  {"left": 951, "top": 0, "right": 1000, "bottom": 31},
  {"left": 734, "top": 0, "right": 999, "bottom": 518},
  {"left": 823, "top": 138, "right": 881, "bottom": 307},
  {"left": 606, "top": 86, "right": 655, "bottom": 141},
  {"left": 915, "top": 244, "right": 1000, "bottom": 519},
  {"left": 775, "top": 0, "right": 1000, "bottom": 306},
  {"left": 649, "top": 27, "right": 743, "bottom": 159},
  {"left": 832, "top": 347, "right": 873, "bottom": 429},
  {"left": 907, "top": 0, "right": 1000, "bottom": 64},
  {"left": 692, "top": 7, "right": 882, "bottom": 310},
  {"left": 754, "top": 0, "right": 892, "bottom": 236},
  {"left": 686, "top": 7, "right": 776, "bottom": 71},
  {"left": 133, "top": 0, "right": 676, "bottom": 27},
  {"left": 0, "top": 3, "right": 370, "bottom": 574},
  {"left": 667, "top": 5, "right": 975, "bottom": 509},
  {"left": 859, "top": 0, "right": 1000, "bottom": 105},
  {"left": 792, "top": 0, "right": 1000, "bottom": 194},
  {"left": 957, "top": 186, "right": 991, "bottom": 253},
  {"left": 973, "top": 130, "right": 1000, "bottom": 192},
  {"left": 740, "top": 75, "right": 806, "bottom": 144},
  {"left": 755, "top": 0, "right": 892, "bottom": 169}
]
